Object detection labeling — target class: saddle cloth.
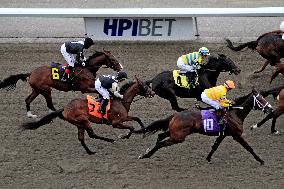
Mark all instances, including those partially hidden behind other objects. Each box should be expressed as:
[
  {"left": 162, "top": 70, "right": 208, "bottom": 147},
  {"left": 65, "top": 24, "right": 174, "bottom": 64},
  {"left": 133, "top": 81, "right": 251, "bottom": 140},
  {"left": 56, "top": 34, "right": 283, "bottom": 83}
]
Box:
[
  {"left": 201, "top": 110, "right": 225, "bottom": 135},
  {"left": 87, "top": 95, "right": 110, "bottom": 119}
]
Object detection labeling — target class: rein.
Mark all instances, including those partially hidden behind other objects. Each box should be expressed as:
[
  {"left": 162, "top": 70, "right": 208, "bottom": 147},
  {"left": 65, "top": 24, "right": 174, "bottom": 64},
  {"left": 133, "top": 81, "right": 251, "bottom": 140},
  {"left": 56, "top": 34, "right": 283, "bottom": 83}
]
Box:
[{"left": 122, "top": 96, "right": 145, "bottom": 104}]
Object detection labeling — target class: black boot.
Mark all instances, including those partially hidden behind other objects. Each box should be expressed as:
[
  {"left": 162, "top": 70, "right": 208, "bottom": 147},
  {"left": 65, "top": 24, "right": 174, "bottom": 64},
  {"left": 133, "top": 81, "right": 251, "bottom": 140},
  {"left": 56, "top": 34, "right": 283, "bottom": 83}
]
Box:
[{"left": 98, "top": 99, "right": 108, "bottom": 115}]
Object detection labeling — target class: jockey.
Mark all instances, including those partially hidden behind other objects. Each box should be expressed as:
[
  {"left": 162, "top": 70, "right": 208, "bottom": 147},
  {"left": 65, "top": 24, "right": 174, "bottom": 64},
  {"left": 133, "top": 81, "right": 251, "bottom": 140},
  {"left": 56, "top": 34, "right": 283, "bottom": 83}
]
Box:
[
  {"left": 60, "top": 37, "right": 94, "bottom": 81},
  {"left": 201, "top": 80, "right": 235, "bottom": 124},
  {"left": 271, "top": 21, "right": 284, "bottom": 40},
  {"left": 176, "top": 47, "right": 210, "bottom": 87},
  {"left": 95, "top": 71, "right": 128, "bottom": 115}
]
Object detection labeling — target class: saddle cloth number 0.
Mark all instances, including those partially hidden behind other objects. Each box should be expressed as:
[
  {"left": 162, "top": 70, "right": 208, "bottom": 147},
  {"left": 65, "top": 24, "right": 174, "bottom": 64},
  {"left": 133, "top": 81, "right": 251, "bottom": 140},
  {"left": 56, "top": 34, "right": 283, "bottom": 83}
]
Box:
[{"left": 204, "top": 118, "right": 214, "bottom": 131}]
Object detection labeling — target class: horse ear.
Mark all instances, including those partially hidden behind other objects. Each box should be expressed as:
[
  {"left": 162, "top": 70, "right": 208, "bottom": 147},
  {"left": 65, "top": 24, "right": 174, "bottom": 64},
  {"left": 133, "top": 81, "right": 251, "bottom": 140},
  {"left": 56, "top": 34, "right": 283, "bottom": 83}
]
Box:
[{"left": 134, "top": 75, "right": 138, "bottom": 81}]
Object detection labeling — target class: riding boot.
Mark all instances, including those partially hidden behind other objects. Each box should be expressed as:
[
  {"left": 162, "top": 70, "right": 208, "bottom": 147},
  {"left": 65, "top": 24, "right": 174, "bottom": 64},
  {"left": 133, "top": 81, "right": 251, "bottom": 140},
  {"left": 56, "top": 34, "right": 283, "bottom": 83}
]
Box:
[
  {"left": 98, "top": 98, "right": 108, "bottom": 115},
  {"left": 216, "top": 109, "right": 225, "bottom": 136}
]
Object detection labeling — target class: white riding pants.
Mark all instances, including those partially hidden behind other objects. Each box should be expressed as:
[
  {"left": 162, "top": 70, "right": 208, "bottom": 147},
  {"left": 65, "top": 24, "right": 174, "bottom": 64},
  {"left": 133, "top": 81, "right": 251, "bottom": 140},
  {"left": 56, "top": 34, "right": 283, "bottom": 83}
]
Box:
[
  {"left": 61, "top": 43, "right": 75, "bottom": 67},
  {"left": 177, "top": 57, "right": 196, "bottom": 72},
  {"left": 201, "top": 92, "right": 222, "bottom": 110},
  {"left": 95, "top": 79, "right": 110, "bottom": 99}
]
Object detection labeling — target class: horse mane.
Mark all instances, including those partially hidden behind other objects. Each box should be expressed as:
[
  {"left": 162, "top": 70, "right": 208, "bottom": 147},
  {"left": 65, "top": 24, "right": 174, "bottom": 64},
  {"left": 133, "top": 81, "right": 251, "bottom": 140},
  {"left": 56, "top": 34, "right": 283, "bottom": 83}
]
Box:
[
  {"left": 233, "top": 92, "right": 252, "bottom": 106},
  {"left": 119, "top": 81, "right": 135, "bottom": 95},
  {"left": 260, "top": 85, "right": 284, "bottom": 98},
  {"left": 87, "top": 51, "right": 105, "bottom": 61},
  {"left": 204, "top": 54, "right": 226, "bottom": 70}
]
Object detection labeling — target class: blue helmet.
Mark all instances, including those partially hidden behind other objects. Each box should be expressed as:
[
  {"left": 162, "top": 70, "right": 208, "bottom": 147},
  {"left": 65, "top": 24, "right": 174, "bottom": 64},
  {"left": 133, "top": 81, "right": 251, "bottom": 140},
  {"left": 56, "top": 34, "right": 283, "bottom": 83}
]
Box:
[{"left": 198, "top": 47, "right": 210, "bottom": 56}]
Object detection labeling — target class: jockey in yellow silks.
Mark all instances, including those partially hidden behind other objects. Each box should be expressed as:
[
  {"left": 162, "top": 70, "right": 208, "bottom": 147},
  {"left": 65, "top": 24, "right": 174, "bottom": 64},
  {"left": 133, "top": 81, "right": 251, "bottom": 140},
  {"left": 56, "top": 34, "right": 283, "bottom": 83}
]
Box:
[
  {"left": 201, "top": 80, "right": 235, "bottom": 127},
  {"left": 201, "top": 80, "right": 235, "bottom": 110},
  {"left": 176, "top": 47, "right": 210, "bottom": 86}
]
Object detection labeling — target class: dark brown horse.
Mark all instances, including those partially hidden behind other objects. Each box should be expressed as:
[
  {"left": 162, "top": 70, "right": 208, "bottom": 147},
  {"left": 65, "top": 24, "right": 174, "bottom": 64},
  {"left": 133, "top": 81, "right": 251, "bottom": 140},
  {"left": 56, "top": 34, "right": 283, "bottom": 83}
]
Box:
[
  {"left": 225, "top": 33, "right": 284, "bottom": 74},
  {"left": 0, "top": 50, "right": 123, "bottom": 118},
  {"left": 251, "top": 86, "right": 284, "bottom": 134},
  {"left": 137, "top": 89, "right": 273, "bottom": 165},
  {"left": 20, "top": 76, "right": 155, "bottom": 155}
]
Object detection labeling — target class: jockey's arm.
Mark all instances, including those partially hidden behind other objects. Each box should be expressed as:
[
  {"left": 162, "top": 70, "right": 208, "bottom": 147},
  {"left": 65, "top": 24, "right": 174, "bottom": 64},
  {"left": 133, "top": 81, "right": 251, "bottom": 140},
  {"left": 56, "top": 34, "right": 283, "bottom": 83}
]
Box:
[
  {"left": 110, "top": 82, "right": 124, "bottom": 99},
  {"left": 219, "top": 95, "right": 232, "bottom": 108}
]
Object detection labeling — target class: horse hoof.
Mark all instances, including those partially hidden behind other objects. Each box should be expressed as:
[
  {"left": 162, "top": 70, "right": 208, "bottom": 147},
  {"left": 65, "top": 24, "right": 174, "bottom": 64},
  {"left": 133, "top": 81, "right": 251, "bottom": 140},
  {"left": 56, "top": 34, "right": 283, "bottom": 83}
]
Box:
[
  {"left": 88, "top": 151, "right": 96, "bottom": 155},
  {"left": 27, "top": 111, "right": 38, "bottom": 119},
  {"left": 272, "top": 131, "right": 281, "bottom": 135},
  {"left": 250, "top": 124, "right": 258, "bottom": 130}
]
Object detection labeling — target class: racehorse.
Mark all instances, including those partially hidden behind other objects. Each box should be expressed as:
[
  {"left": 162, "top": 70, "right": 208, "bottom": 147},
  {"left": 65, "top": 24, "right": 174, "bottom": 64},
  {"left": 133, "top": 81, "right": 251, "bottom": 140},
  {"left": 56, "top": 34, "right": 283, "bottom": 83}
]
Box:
[
  {"left": 137, "top": 88, "right": 273, "bottom": 165},
  {"left": 269, "top": 63, "right": 284, "bottom": 84},
  {"left": 0, "top": 50, "right": 123, "bottom": 118},
  {"left": 225, "top": 33, "right": 284, "bottom": 74},
  {"left": 251, "top": 86, "right": 284, "bottom": 134},
  {"left": 20, "top": 76, "right": 155, "bottom": 155},
  {"left": 147, "top": 54, "right": 241, "bottom": 111}
]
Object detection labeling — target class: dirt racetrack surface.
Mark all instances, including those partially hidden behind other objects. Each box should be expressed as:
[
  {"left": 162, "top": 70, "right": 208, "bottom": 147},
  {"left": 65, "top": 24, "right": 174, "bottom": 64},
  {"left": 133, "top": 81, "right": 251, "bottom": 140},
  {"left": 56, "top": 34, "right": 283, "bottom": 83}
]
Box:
[{"left": 0, "top": 42, "right": 283, "bottom": 189}]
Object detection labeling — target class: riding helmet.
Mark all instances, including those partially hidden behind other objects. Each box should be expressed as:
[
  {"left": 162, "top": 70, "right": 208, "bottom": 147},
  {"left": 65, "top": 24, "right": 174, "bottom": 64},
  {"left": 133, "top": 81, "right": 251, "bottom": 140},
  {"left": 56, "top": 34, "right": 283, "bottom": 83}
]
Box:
[
  {"left": 116, "top": 71, "right": 128, "bottom": 81},
  {"left": 198, "top": 47, "right": 210, "bottom": 56},
  {"left": 84, "top": 37, "right": 94, "bottom": 49},
  {"left": 224, "top": 80, "right": 235, "bottom": 89}
]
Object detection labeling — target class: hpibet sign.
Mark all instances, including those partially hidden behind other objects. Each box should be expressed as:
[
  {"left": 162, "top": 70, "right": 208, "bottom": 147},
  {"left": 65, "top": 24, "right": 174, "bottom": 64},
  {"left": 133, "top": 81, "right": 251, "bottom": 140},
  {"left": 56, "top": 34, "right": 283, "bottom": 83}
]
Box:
[{"left": 84, "top": 17, "right": 193, "bottom": 40}]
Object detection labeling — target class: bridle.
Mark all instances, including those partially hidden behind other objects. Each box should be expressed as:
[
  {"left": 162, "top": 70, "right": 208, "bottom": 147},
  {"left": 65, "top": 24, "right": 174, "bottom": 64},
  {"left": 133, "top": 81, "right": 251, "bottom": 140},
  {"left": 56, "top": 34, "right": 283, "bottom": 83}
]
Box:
[{"left": 253, "top": 93, "right": 272, "bottom": 112}]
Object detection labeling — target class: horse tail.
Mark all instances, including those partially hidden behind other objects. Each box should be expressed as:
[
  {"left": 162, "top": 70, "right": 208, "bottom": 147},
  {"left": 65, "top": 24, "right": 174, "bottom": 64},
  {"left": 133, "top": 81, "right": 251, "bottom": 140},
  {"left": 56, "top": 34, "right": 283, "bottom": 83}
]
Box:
[
  {"left": 225, "top": 38, "right": 258, "bottom": 51},
  {"left": 261, "top": 85, "right": 284, "bottom": 99},
  {"left": 135, "top": 115, "right": 174, "bottom": 135},
  {"left": 0, "top": 73, "right": 31, "bottom": 90},
  {"left": 21, "top": 108, "right": 64, "bottom": 130}
]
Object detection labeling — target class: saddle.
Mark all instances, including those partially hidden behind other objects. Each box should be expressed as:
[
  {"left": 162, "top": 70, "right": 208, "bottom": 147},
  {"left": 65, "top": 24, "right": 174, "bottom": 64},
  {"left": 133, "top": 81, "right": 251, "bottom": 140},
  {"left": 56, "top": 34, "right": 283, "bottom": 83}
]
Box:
[
  {"left": 87, "top": 95, "right": 110, "bottom": 120},
  {"left": 50, "top": 62, "right": 81, "bottom": 83},
  {"left": 172, "top": 70, "right": 199, "bottom": 89}
]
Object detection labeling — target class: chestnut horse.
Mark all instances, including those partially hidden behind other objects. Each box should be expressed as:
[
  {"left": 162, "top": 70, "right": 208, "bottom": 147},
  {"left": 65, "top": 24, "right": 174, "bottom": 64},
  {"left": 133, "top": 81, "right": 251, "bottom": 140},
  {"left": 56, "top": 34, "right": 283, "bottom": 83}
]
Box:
[
  {"left": 138, "top": 89, "right": 273, "bottom": 165},
  {"left": 251, "top": 86, "right": 284, "bottom": 134},
  {"left": 0, "top": 50, "right": 123, "bottom": 118},
  {"left": 225, "top": 33, "right": 284, "bottom": 74},
  {"left": 20, "top": 76, "right": 155, "bottom": 155}
]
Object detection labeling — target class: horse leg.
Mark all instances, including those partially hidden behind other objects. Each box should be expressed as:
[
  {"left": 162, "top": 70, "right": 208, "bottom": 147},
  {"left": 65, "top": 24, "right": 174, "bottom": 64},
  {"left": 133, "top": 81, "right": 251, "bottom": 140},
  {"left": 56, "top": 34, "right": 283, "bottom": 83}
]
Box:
[
  {"left": 77, "top": 127, "right": 95, "bottom": 155},
  {"left": 126, "top": 116, "right": 144, "bottom": 129},
  {"left": 156, "top": 131, "right": 170, "bottom": 144},
  {"left": 232, "top": 135, "right": 264, "bottom": 165},
  {"left": 85, "top": 126, "right": 115, "bottom": 143},
  {"left": 156, "top": 87, "right": 185, "bottom": 112},
  {"left": 251, "top": 112, "right": 274, "bottom": 130},
  {"left": 139, "top": 137, "right": 177, "bottom": 159},
  {"left": 271, "top": 110, "right": 283, "bottom": 134},
  {"left": 114, "top": 123, "right": 135, "bottom": 139},
  {"left": 254, "top": 60, "right": 270, "bottom": 74},
  {"left": 25, "top": 89, "right": 40, "bottom": 118},
  {"left": 206, "top": 135, "right": 226, "bottom": 162},
  {"left": 40, "top": 88, "right": 56, "bottom": 112},
  {"left": 269, "top": 66, "right": 282, "bottom": 84}
]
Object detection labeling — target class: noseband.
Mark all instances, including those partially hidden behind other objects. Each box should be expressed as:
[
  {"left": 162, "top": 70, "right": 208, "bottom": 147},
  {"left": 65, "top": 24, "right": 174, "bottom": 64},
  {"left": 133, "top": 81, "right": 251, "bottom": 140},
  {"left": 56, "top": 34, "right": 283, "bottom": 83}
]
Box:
[{"left": 253, "top": 93, "right": 271, "bottom": 112}]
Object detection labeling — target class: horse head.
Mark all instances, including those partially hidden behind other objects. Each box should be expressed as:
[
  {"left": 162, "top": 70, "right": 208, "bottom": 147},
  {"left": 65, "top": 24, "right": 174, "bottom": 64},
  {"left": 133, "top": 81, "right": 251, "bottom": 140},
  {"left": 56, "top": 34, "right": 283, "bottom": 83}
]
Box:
[
  {"left": 86, "top": 50, "right": 123, "bottom": 72},
  {"left": 134, "top": 75, "right": 155, "bottom": 98},
  {"left": 251, "top": 88, "right": 273, "bottom": 114},
  {"left": 205, "top": 54, "right": 241, "bottom": 75}
]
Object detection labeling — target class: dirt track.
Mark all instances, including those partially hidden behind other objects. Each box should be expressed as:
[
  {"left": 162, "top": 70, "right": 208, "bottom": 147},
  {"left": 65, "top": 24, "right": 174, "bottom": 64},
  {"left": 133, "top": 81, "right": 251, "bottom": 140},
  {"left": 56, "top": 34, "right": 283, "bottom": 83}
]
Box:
[{"left": 0, "top": 42, "right": 283, "bottom": 189}]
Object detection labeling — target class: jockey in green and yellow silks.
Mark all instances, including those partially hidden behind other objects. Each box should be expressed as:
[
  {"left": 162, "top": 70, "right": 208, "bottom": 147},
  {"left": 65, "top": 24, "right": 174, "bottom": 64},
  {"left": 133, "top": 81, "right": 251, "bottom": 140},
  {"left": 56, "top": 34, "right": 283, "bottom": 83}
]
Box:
[{"left": 176, "top": 47, "right": 210, "bottom": 86}]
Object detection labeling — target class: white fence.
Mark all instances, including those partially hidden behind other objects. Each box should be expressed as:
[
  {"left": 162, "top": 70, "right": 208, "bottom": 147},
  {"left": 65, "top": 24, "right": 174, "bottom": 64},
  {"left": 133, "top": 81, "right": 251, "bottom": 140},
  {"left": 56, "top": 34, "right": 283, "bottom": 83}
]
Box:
[{"left": 0, "top": 8, "right": 284, "bottom": 41}]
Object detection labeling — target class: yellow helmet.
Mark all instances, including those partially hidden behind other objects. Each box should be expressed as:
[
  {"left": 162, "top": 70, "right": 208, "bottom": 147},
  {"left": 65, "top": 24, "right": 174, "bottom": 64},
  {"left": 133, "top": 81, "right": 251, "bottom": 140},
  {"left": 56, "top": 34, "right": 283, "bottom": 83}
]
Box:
[{"left": 224, "top": 80, "right": 235, "bottom": 89}]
